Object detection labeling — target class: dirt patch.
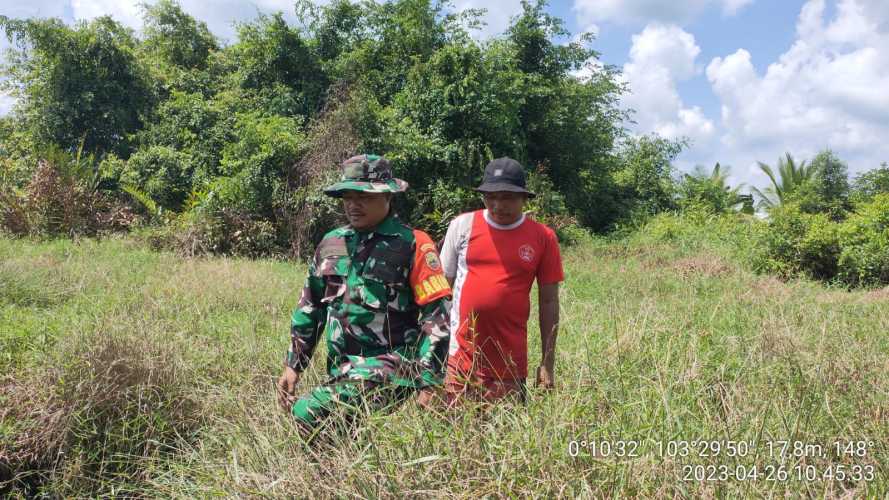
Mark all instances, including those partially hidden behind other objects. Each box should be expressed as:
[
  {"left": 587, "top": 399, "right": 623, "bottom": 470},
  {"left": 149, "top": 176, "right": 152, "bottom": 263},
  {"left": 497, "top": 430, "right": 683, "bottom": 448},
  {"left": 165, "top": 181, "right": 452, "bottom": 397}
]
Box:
[
  {"left": 861, "top": 286, "right": 889, "bottom": 303},
  {"left": 746, "top": 276, "right": 793, "bottom": 301},
  {"left": 670, "top": 255, "right": 733, "bottom": 278}
]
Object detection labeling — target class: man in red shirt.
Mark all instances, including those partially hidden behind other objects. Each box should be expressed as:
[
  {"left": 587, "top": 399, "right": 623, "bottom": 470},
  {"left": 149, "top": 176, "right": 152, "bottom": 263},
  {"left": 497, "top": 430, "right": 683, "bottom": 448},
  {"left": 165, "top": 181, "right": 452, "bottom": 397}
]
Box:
[{"left": 438, "top": 157, "right": 564, "bottom": 403}]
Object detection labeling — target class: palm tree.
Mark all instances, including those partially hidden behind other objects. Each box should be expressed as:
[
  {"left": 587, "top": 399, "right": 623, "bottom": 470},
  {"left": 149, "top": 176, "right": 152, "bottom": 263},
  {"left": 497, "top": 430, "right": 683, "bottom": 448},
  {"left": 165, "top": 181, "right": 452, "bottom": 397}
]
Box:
[{"left": 751, "top": 152, "right": 818, "bottom": 209}]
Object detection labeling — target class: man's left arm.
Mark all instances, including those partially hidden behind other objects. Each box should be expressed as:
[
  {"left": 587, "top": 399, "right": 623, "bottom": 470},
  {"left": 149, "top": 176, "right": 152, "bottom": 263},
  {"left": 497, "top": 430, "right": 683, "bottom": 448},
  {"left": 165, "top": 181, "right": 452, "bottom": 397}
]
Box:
[
  {"left": 416, "top": 297, "right": 450, "bottom": 383},
  {"left": 409, "top": 230, "right": 452, "bottom": 386},
  {"left": 535, "top": 227, "right": 564, "bottom": 390},
  {"left": 536, "top": 283, "right": 559, "bottom": 389}
]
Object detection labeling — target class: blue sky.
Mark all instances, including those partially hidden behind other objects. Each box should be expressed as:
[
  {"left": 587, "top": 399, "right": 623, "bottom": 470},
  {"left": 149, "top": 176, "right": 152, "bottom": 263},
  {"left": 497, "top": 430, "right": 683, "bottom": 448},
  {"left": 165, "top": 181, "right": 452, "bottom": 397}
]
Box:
[{"left": 2, "top": 0, "right": 888, "bottom": 192}]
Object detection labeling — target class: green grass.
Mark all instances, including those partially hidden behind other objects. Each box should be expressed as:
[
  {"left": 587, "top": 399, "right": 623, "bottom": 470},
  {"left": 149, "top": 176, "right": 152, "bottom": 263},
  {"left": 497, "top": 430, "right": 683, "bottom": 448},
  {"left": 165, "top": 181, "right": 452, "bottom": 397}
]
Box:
[{"left": 1, "top": 232, "right": 887, "bottom": 497}]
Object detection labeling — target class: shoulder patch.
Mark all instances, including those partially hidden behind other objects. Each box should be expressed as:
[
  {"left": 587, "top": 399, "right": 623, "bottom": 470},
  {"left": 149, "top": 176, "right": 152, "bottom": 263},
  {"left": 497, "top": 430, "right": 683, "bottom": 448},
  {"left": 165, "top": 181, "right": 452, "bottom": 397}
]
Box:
[{"left": 424, "top": 251, "right": 441, "bottom": 271}]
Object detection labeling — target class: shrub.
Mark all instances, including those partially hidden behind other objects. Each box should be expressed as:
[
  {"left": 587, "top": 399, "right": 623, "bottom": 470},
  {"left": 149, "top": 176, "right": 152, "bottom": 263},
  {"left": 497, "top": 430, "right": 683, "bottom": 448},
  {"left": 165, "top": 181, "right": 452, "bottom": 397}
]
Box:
[
  {"left": 121, "top": 145, "right": 194, "bottom": 211},
  {"left": 138, "top": 208, "right": 281, "bottom": 258},
  {"left": 0, "top": 333, "right": 202, "bottom": 496},
  {"left": 752, "top": 203, "right": 840, "bottom": 281},
  {"left": 217, "top": 113, "right": 306, "bottom": 216},
  {"left": 836, "top": 194, "right": 889, "bottom": 287},
  {"left": 1, "top": 159, "right": 137, "bottom": 237},
  {"left": 415, "top": 178, "right": 480, "bottom": 242}
]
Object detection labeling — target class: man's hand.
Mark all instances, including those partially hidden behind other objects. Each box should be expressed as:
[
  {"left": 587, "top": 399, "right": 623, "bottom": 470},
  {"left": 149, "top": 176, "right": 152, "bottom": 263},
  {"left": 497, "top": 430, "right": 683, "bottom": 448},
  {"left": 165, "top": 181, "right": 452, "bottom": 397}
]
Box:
[
  {"left": 535, "top": 365, "right": 555, "bottom": 390},
  {"left": 277, "top": 366, "right": 300, "bottom": 411}
]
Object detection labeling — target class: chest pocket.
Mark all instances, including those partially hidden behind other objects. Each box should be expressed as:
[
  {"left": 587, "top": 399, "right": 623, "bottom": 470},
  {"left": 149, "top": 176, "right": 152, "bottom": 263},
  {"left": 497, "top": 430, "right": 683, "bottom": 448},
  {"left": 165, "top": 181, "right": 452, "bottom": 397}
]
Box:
[
  {"left": 359, "top": 237, "right": 412, "bottom": 310},
  {"left": 362, "top": 238, "right": 411, "bottom": 284}
]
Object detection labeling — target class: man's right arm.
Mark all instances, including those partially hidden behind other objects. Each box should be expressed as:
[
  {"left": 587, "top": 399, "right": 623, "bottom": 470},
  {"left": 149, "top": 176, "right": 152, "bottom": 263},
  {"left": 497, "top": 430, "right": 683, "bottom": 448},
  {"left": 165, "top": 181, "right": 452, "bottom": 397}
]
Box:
[
  {"left": 278, "top": 256, "right": 326, "bottom": 410},
  {"left": 286, "top": 258, "right": 327, "bottom": 371}
]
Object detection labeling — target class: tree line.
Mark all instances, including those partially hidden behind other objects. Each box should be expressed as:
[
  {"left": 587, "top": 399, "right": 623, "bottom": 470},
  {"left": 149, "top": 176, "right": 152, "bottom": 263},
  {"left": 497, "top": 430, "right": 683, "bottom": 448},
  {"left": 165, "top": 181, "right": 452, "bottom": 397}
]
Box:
[{"left": 1, "top": 0, "right": 887, "bottom": 277}]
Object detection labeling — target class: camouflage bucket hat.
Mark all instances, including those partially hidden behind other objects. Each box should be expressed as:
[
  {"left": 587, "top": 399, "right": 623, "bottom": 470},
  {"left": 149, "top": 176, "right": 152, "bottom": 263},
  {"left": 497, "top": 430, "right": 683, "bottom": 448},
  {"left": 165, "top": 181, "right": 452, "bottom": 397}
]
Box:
[{"left": 323, "top": 154, "right": 409, "bottom": 198}]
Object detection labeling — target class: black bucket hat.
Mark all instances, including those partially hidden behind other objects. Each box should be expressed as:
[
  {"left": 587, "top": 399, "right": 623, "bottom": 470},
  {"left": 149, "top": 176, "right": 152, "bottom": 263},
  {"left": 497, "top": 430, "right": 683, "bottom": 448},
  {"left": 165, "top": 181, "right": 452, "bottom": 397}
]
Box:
[{"left": 475, "top": 157, "right": 536, "bottom": 198}]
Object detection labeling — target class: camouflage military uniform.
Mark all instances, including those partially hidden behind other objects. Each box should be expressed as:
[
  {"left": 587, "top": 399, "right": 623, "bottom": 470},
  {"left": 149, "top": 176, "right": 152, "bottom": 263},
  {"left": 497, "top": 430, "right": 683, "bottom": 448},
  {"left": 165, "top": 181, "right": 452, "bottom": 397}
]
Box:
[{"left": 284, "top": 154, "right": 451, "bottom": 429}]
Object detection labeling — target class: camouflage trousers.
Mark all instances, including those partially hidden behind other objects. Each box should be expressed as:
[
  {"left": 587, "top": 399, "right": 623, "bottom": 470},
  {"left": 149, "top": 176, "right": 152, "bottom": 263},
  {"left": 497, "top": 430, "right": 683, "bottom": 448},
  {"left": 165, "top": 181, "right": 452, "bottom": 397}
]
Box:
[
  {"left": 290, "top": 355, "right": 419, "bottom": 431},
  {"left": 291, "top": 379, "right": 414, "bottom": 432}
]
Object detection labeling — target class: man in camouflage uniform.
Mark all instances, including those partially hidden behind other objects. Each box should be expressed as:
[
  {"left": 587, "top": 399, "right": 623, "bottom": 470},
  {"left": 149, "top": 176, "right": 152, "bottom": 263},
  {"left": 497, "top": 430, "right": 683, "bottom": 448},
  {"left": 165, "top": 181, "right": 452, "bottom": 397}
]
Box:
[{"left": 276, "top": 154, "right": 452, "bottom": 432}]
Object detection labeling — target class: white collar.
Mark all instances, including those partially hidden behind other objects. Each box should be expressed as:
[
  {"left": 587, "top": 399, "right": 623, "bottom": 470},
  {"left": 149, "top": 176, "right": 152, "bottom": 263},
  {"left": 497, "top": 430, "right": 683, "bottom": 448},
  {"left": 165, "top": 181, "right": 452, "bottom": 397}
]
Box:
[{"left": 483, "top": 209, "right": 525, "bottom": 230}]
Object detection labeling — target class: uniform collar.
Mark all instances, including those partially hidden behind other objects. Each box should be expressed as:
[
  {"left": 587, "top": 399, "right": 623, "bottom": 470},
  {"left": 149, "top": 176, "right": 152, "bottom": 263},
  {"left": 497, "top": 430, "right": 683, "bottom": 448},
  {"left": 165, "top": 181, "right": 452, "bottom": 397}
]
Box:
[{"left": 345, "top": 214, "right": 403, "bottom": 238}]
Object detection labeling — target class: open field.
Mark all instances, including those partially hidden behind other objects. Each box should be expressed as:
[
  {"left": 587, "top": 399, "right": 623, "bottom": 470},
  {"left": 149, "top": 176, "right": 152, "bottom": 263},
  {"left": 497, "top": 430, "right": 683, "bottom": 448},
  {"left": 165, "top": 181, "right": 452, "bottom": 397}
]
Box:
[{"left": 1, "top": 234, "right": 887, "bottom": 497}]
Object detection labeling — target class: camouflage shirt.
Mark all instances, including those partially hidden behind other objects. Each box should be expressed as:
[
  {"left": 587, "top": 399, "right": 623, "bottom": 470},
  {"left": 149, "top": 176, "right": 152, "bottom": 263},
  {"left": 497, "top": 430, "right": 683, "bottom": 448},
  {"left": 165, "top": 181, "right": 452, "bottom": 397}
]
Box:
[{"left": 286, "top": 215, "right": 452, "bottom": 388}]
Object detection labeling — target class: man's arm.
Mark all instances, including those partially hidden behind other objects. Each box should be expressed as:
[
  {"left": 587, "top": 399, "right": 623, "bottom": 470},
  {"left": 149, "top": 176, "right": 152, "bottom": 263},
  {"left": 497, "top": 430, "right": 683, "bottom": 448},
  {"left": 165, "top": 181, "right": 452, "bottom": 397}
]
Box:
[
  {"left": 536, "top": 283, "right": 560, "bottom": 389},
  {"left": 416, "top": 297, "right": 451, "bottom": 382},
  {"left": 439, "top": 214, "right": 465, "bottom": 289},
  {"left": 277, "top": 258, "right": 326, "bottom": 410}
]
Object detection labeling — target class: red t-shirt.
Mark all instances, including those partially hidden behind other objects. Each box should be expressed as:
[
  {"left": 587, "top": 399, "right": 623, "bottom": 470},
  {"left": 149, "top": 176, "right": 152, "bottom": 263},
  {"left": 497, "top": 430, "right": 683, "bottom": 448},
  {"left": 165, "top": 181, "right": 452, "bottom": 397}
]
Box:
[{"left": 440, "top": 210, "right": 564, "bottom": 380}]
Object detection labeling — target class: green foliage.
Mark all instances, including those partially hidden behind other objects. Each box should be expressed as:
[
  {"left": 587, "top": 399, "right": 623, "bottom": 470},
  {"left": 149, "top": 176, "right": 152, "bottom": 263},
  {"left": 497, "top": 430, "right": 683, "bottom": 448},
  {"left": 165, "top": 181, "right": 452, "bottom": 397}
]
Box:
[
  {"left": 230, "top": 13, "right": 326, "bottom": 117},
  {"left": 810, "top": 148, "right": 850, "bottom": 211},
  {"left": 135, "top": 90, "right": 229, "bottom": 186},
  {"left": 215, "top": 112, "right": 305, "bottom": 215},
  {"left": 416, "top": 178, "right": 480, "bottom": 241},
  {"left": 751, "top": 152, "right": 819, "bottom": 210},
  {"left": 140, "top": 0, "right": 217, "bottom": 70},
  {"left": 837, "top": 194, "right": 889, "bottom": 287},
  {"left": 851, "top": 162, "right": 889, "bottom": 203},
  {"left": 0, "top": 16, "right": 154, "bottom": 155},
  {"left": 677, "top": 162, "right": 746, "bottom": 214},
  {"left": 613, "top": 135, "right": 684, "bottom": 226},
  {"left": 752, "top": 203, "right": 840, "bottom": 281},
  {"left": 0, "top": 0, "right": 640, "bottom": 255},
  {"left": 121, "top": 145, "right": 193, "bottom": 211}
]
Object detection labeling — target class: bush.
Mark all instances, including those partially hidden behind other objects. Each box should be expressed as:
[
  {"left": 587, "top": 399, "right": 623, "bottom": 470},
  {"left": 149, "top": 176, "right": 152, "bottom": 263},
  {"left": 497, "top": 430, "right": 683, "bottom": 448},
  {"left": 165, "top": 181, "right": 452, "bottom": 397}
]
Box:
[
  {"left": 216, "top": 113, "right": 306, "bottom": 216},
  {"left": 752, "top": 203, "right": 840, "bottom": 281},
  {"left": 525, "top": 168, "right": 586, "bottom": 245},
  {"left": 414, "top": 178, "right": 481, "bottom": 242},
  {"left": 0, "top": 333, "right": 202, "bottom": 496},
  {"left": 836, "top": 194, "right": 889, "bottom": 287},
  {"left": 121, "top": 146, "right": 194, "bottom": 211},
  {"left": 1, "top": 159, "right": 137, "bottom": 237},
  {"left": 138, "top": 208, "right": 282, "bottom": 258}
]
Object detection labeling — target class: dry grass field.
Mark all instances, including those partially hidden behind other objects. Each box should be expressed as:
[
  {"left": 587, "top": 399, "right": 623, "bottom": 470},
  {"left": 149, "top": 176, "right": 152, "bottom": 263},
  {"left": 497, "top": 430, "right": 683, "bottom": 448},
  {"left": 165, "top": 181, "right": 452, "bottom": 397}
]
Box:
[{"left": 1, "top": 231, "right": 887, "bottom": 497}]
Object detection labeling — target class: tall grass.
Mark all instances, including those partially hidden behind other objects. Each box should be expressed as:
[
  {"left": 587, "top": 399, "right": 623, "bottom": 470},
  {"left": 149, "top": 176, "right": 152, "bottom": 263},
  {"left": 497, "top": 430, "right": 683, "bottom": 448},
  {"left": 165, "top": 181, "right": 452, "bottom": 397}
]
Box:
[{"left": 1, "top": 232, "right": 886, "bottom": 497}]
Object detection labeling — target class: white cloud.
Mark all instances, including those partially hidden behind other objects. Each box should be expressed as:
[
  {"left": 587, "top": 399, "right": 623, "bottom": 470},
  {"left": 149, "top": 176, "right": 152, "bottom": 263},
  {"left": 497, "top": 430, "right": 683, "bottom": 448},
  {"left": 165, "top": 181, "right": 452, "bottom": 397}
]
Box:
[
  {"left": 704, "top": 0, "right": 889, "bottom": 190},
  {"left": 621, "top": 24, "right": 715, "bottom": 144},
  {"left": 573, "top": 0, "right": 754, "bottom": 27},
  {"left": 722, "top": 0, "right": 755, "bottom": 16},
  {"left": 5, "top": 0, "right": 304, "bottom": 43}
]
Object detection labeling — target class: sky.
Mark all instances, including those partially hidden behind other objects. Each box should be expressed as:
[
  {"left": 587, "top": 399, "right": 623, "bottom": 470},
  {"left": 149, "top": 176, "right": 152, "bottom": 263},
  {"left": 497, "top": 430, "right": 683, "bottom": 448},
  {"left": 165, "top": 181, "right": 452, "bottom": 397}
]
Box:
[{"left": 1, "top": 0, "right": 888, "bottom": 193}]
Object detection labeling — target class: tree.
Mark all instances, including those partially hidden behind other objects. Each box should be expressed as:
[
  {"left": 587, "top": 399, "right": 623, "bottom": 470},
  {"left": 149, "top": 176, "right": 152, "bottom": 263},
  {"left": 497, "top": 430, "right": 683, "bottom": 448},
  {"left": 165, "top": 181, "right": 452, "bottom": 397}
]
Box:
[
  {"left": 141, "top": 0, "right": 217, "bottom": 70},
  {"left": 230, "top": 13, "right": 326, "bottom": 118},
  {"left": 851, "top": 162, "right": 889, "bottom": 203},
  {"left": 810, "top": 148, "right": 850, "bottom": 212},
  {"left": 0, "top": 16, "right": 154, "bottom": 155},
  {"left": 613, "top": 135, "right": 685, "bottom": 221},
  {"left": 751, "top": 152, "right": 818, "bottom": 209},
  {"left": 678, "top": 162, "right": 746, "bottom": 213}
]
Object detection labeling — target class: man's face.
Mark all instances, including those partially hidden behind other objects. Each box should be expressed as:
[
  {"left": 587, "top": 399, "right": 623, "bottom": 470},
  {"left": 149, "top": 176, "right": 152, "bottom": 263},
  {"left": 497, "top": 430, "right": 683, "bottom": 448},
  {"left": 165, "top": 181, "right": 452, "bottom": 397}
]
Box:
[
  {"left": 482, "top": 191, "right": 527, "bottom": 226},
  {"left": 342, "top": 191, "right": 391, "bottom": 230}
]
